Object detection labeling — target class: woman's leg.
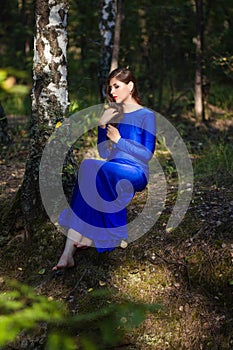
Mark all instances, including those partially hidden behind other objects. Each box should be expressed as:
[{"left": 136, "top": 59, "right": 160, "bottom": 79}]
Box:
[
  {"left": 52, "top": 229, "right": 93, "bottom": 270},
  {"left": 76, "top": 235, "right": 93, "bottom": 248}
]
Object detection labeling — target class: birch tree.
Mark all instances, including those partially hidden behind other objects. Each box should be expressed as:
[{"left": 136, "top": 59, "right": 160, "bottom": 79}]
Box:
[
  {"left": 20, "top": 0, "right": 71, "bottom": 235},
  {"left": 110, "top": 0, "right": 122, "bottom": 72},
  {"left": 98, "top": 0, "right": 115, "bottom": 102}
]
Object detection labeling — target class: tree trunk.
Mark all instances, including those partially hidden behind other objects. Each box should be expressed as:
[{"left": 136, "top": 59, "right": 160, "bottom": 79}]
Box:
[
  {"left": 157, "top": 49, "right": 165, "bottom": 113},
  {"left": 194, "top": 0, "right": 205, "bottom": 122},
  {"left": 20, "top": 0, "right": 33, "bottom": 56},
  {"left": 110, "top": 0, "right": 122, "bottom": 72},
  {"left": 98, "top": 0, "right": 115, "bottom": 102},
  {"left": 0, "top": 102, "right": 10, "bottom": 145},
  {"left": 20, "top": 0, "right": 70, "bottom": 236}
]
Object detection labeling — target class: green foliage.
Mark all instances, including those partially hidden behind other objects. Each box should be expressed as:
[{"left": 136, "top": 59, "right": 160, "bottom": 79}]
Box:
[
  {"left": 46, "top": 333, "right": 77, "bottom": 350},
  {"left": 0, "top": 280, "right": 163, "bottom": 349},
  {"left": 0, "top": 280, "right": 66, "bottom": 346},
  {"left": 194, "top": 141, "right": 233, "bottom": 185},
  {"left": 209, "top": 82, "right": 233, "bottom": 111},
  {"left": 0, "top": 68, "right": 31, "bottom": 116}
]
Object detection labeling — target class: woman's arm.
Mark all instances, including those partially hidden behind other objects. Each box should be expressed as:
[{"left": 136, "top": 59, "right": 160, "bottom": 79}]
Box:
[
  {"left": 97, "top": 126, "right": 111, "bottom": 159},
  {"left": 116, "top": 112, "right": 156, "bottom": 162},
  {"left": 99, "top": 107, "right": 118, "bottom": 128},
  {"left": 98, "top": 110, "right": 156, "bottom": 162},
  {"left": 97, "top": 107, "right": 120, "bottom": 158}
]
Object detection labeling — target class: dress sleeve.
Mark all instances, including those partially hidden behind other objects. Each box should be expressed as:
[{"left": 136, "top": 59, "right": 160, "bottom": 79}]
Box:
[
  {"left": 97, "top": 126, "right": 111, "bottom": 159},
  {"left": 116, "top": 112, "right": 156, "bottom": 162}
]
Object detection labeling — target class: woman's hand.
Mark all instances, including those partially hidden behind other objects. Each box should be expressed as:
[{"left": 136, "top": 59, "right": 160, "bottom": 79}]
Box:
[
  {"left": 99, "top": 107, "right": 118, "bottom": 128},
  {"left": 106, "top": 124, "right": 121, "bottom": 143}
]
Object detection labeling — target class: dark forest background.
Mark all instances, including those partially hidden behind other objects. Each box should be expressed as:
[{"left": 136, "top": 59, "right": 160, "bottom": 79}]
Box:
[{"left": 0, "top": 0, "right": 232, "bottom": 117}]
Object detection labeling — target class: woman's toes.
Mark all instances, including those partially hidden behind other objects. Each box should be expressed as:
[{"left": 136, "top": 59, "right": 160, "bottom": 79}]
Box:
[{"left": 52, "top": 255, "right": 74, "bottom": 270}]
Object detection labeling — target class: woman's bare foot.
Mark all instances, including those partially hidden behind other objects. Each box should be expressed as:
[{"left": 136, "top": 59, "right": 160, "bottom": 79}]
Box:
[
  {"left": 52, "top": 236, "right": 77, "bottom": 271},
  {"left": 52, "top": 229, "right": 93, "bottom": 270},
  {"left": 52, "top": 252, "right": 75, "bottom": 271}
]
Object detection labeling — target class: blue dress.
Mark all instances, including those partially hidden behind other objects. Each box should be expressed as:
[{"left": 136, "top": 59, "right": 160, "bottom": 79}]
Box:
[{"left": 59, "top": 107, "right": 156, "bottom": 252}]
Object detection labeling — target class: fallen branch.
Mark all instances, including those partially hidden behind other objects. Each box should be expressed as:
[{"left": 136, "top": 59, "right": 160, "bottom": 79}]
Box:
[{"left": 66, "top": 269, "right": 87, "bottom": 301}]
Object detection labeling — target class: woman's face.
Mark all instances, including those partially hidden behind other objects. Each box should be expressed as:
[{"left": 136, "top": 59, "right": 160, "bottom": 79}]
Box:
[{"left": 109, "top": 77, "right": 132, "bottom": 104}]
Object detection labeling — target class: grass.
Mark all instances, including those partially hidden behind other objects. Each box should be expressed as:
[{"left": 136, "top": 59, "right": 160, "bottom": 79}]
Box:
[
  {"left": 193, "top": 140, "right": 233, "bottom": 186},
  {"left": 209, "top": 82, "right": 233, "bottom": 111}
]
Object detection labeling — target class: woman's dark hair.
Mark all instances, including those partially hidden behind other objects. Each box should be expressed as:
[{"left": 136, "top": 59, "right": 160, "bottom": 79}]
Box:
[{"left": 105, "top": 67, "right": 141, "bottom": 104}]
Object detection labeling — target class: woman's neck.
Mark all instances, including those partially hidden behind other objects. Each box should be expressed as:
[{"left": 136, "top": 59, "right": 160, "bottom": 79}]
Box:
[{"left": 123, "top": 102, "right": 143, "bottom": 113}]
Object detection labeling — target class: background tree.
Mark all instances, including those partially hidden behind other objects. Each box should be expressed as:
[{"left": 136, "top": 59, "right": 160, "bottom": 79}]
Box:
[
  {"left": 98, "top": 0, "right": 116, "bottom": 101},
  {"left": 194, "top": 0, "right": 205, "bottom": 122},
  {"left": 110, "top": 0, "right": 123, "bottom": 72},
  {"left": 0, "top": 101, "right": 10, "bottom": 145},
  {"left": 0, "top": 0, "right": 33, "bottom": 69}
]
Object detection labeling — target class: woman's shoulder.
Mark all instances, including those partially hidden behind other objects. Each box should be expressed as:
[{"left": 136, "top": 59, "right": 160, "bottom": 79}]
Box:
[
  {"left": 141, "top": 106, "right": 155, "bottom": 113},
  {"left": 137, "top": 108, "right": 156, "bottom": 133},
  {"left": 137, "top": 107, "right": 156, "bottom": 122},
  {"left": 121, "top": 107, "right": 155, "bottom": 130}
]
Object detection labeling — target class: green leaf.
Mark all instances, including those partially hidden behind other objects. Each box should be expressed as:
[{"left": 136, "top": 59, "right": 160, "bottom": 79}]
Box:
[{"left": 46, "top": 333, "right": 76, "bottom": 350}]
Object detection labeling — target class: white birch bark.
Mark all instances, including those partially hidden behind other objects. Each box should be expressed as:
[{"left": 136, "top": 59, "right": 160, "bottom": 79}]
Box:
[
  {"left": 20, "top": 0, "right": 71, "bottom": 234},
  {"left": 32, "top": 0, "right": 69, "bottom": 125},
  {"left": 98, "top": 0, "right": 115, "bottom": 101}
]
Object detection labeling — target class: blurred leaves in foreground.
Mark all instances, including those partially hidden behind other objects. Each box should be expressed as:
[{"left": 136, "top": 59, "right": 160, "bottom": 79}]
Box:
[{"left": 0, "top": 280, "right": 163, "bottom": 349}]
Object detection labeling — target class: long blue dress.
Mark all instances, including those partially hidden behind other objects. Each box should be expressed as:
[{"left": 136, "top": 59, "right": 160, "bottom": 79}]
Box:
[{"left": 59, "top": 107, "right": 156, "bottom": 252}]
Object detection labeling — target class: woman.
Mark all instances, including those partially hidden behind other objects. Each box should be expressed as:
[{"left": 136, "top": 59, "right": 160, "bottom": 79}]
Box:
[{"left": 52, "top": 67, "right": 156, "bottom": 270}]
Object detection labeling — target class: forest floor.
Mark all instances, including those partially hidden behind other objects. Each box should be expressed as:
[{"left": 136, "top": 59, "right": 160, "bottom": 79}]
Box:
[{"left": 0, "top": 110, "right": 233, "bottom": 349}]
